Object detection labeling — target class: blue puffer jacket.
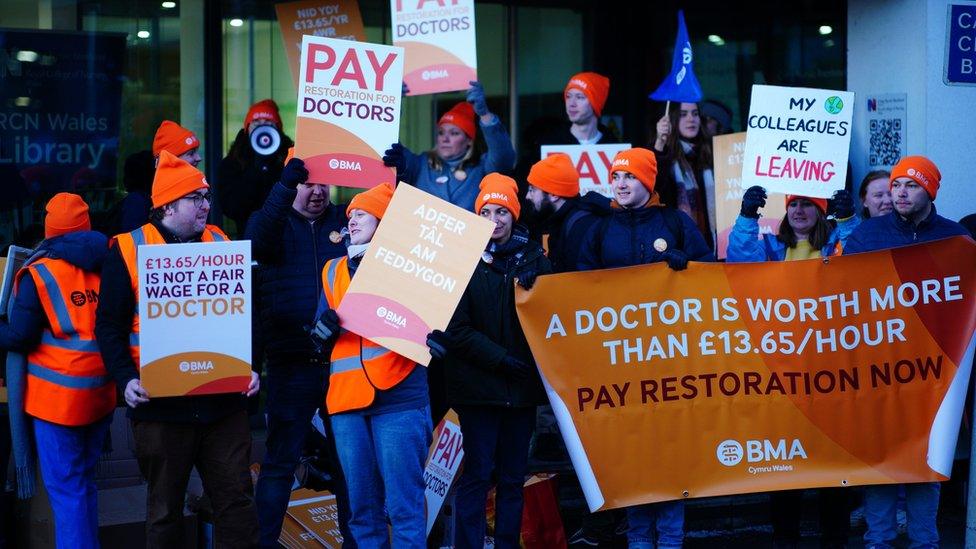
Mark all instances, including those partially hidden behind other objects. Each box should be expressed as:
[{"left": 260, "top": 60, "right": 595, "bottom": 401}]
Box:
[
  {"left": 400, "top": 117, "right": 516, "bottom": 210},
  {"left": 727, "top": 214, "right": 860, "bottom": 262},
  {"left": 844, "top": 205, "right": 970, "bottom": 254},
  {"left": 245, "top": 183, "right": 347, "bottom": 365},
  {"left": 577, "top": 204, "right": 714, "bottom": 270}
]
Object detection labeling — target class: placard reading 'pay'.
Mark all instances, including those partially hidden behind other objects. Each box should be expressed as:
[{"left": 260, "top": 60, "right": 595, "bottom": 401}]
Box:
[
  {"left": 138, "top": 241, "right": 252, "bottom": 397},
  {"left": 392, "top": 0, "right": 477, "bottom": 96},
  {"left": 741, "top": 85, "right": 854, "bottom": 198},
  {"left": 296, "top": 36, "right": 404, "bottom": 188},
  {"left": 338, "top": 184, "right": 494, "bottom": 365},
  {"left": 540, "top": 144, "right": 632, "bottom": 198}
]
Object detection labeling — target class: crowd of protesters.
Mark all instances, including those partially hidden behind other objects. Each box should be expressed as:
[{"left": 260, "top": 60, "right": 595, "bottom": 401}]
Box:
[{"left": 0, "top": 69, "right": 972, "bottom": 549}]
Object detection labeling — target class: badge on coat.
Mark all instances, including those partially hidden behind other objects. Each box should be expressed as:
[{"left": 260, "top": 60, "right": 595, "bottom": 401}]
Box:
[{"left": 653, "top": 238, "right": 668, "bottom": 252}]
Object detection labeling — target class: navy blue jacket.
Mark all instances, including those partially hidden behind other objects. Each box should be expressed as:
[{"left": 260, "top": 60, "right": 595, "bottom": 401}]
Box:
[
  {"left": 0, "top": 232, "right": 108, "bottom": 351},
  {"left": 245, "top": 183, "right": 347, "bottom": 367},
  {"left": 844, "top": 205, "right": 970, "bottom": 254},
  {"left": 577, "top": 204, "right": 715, "bottom": 270}
]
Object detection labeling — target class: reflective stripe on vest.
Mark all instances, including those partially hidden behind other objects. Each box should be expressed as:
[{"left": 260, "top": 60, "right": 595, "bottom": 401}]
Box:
[
  {"left": 320, "top": 256, "right": 415, "bottom": 414},
  {"left": 113, "top": 223, "right": 228, "bottom": 365},
  {"left": 23, "top": 258, "right": 116, "bottom": 426}
]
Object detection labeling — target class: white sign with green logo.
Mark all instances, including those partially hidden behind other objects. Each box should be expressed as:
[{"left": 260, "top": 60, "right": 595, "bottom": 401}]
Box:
[{"left": 741, "top": 84, "right": 855, "bottom": 198}]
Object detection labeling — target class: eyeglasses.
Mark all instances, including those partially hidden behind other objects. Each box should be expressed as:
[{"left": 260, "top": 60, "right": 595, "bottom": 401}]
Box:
[{"left": 181, "top": 193, "right": 213, "bottom": 207}]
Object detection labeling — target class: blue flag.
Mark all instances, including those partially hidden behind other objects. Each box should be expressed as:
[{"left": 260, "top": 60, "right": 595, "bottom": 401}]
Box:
[{"left": 649, "top": 10, "right": 703, "bottom": 103}]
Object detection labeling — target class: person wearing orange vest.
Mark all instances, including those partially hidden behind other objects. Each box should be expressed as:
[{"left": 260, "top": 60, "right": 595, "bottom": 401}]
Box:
[
  {"left": 310, "top": 182, "right": 431, "bottom": 548},
  {"left": 94, "top": 151, "right": 259, "bottom": 548},
  {"left": 0, "top": 193, "right": 114, "bottom": 548}
]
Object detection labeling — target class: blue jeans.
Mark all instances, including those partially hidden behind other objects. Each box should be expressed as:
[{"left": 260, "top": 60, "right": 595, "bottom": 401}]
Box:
[
  {"left": 864, "top": 482, "right": 940, "bottom": 548},
  {"left": 454, "top": 405, "right": 536, "bottom": 549},
  {"left": 34, "top": 414, "right": 112, "bottom": 549},
  {"left": 255, "top": 364, "right": 354, "bottom": 548},
  {"left": 330, "top": 405, "right": 431, "bottom": 549},
  {"left": 625, "top": 500, "right": 685, "bottom": 549}
]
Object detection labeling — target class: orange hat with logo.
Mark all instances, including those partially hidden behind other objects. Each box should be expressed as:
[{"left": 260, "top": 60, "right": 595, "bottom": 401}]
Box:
[
  {"left": 890, "top": 155, "right": 941, "bottom": 199},
  {"left": 152, "top": 120, "right": 200, "bottom": 158},
  {"left": 475, "top": 173, "right": 521, "bottom": 220},
  {"left": 528, "top": 154, "right": 579, "bottom": 198},
  {"left": 565, "top": 72, "right": 610, "bottom": 117},
  {"left": 609, "top": 148, "right": 658, "bottom": 193},
  {"left": 45, "top": 193, "right": 91, "bottom": 238},
  {"left": 785, "top": 195, "right": 828, "bottom": 214},
  {"left": 244, "top": 99, "right": 283, "bottom": 130},
  {"left": 152, "top": 151, "right": 210, "bottom": 208},
  {"left": 438, "top": 102, "right": 477, "bottom": 140},
  {"left": 347, "top": 182, "right": 396, "bottom": 220}
]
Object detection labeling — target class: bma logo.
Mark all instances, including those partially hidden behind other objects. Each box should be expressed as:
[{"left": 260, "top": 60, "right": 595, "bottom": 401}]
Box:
[
  {"left": 907, "top": 168, "right": 930, "bottom": 185},
  {"left": 179, "top": 360, "right": 215, "bottom": 374},
  {"left": 376, "top": 306, "right": 406, "bottom": 328},
  {"left": 422, "top": 69, "right": 448, "bottom": 81},
  {"left": 482, "top": 192, "right": 509, "bottom": 203},
  {"left": 717, "top": 439, "right": 808, "bottom": 466},
  {"left": 612, "top": 158, "right": 630, "bottom": 168},
  {"left": 328, "top": 158, "right": 363, "bottom": 171},
  {"left": 70, "top": 289, "right": 98, "bottom": 307}
]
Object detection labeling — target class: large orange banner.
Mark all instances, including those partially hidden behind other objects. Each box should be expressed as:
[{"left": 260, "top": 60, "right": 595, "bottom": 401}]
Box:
[{"left": 515, "top": 237, "right": 976, "bottom": 512}]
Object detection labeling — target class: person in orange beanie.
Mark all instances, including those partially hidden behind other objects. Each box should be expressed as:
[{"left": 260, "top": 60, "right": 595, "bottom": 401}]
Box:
[
  {"left": 95, "top": 150, "right": 260, "bottom": 548},
  {"left": 152, "top": 120, "right": 201, "bottom": 167},
  {"left": 0, "top": 192, "right": 112, "bottom": 549},
  {"left": 219, "top": 100, "right": 295, "bottom": 236},
  {"left": 382, "top": 81, "right": 516, "bottom": 211},
  {"left": 524, "top": 153, "right": 609, "bottom": 273},
  {"left": 425, "top": 172, "right": 551, "bottom": 548},
  {"left": 309, "top": 179, "right": 431, "bottom": 547}
]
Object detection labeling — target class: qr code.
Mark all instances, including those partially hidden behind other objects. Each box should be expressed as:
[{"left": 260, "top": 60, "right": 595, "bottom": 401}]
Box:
[{"left": 868, "top": 118, "right": 902, "bottom": 167}]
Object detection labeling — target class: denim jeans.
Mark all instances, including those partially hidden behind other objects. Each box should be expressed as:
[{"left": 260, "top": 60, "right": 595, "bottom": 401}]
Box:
[
  {"left": 454, "top": 405, "right": 536, "bottom": 549},
  {"left": 864, "top": 482, "right": 940, "bottom": 548},
  {"left": 625, "top": 500, "right": 685, "bottom": 549},
  {"left": 330, "top": 405, "right": 431, "bottom": 549},
  {"left": 255, "top": 364, "right": 354, "bottom": 548},
  {"left": 34, "top": 414, "right": 112, "bottom": 549}
]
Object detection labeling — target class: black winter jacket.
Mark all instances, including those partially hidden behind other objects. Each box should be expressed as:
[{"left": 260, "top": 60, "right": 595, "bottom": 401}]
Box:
[
  {"left": 245, "top": 183, "right": 347, "bottom": 367},
  {"left": 540, "top": 192, "right": 609, "bottom": 274},
  {"left": 445, "top": 228, "right": 551, "bottom": 407}
]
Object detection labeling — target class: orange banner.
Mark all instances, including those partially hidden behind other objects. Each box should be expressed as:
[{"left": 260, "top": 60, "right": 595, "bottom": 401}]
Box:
[
  {"left": 275, "top": 0, "right": 366, "bottom": 89},
  {"left": 515, "top": 236, "right": 976, "bottom": 512}
]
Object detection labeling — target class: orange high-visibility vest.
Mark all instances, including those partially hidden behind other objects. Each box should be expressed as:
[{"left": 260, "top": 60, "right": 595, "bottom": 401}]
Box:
[
  {"left": 320, "top": 256, "right": 416, "bottom": 414},
  {"left": 18, "top": 258, "right": 115, "bottom": 426},
  {"left": 112, "top": 223, "right": 228, "bottom": 364}
]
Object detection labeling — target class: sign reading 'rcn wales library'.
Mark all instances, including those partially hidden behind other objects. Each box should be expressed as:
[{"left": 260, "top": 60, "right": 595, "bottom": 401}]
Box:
[{"left": 138, "top": 241, "right": 252, "bottom": 397}]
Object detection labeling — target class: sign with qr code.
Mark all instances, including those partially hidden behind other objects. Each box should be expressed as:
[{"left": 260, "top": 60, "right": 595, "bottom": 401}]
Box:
[
  {"left": 865, "top": 94, "right": 907, "bottom": 170},
  {"left": 945, "top": 3, "right": 976, "bottom": 85}
]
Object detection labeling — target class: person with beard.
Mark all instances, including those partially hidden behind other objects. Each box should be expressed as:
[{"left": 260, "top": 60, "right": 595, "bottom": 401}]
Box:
[
  {"left": 651, "top": 102, "right": 716, "bottom": 249},
  {"left": 245, "top": 151, "right": 353, "bottom": 547},
  {"left": 577, "top": 148, "right": 712, "bottom": 549},
  {"left": 95, "top": 152, "right": 260, "bottom": 548},
  {"left": 218, "top": 99, "right": 295, "bottom": 235},
  {"left": 425, "top": 173, "right": 551, "bottom": 549},
  {"left": 524, "top": 153, "right": 608, "bottom": 273},
  {"left": 382, "top": 81, "right": 516, "bottom": 210}
]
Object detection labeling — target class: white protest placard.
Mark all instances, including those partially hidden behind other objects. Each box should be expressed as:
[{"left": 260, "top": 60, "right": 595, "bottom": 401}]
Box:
[
  {"left": 425, "top": 410, "right": 464, "bottom": 535},
  {"left": 337, "top": 184, "right": 493, "bottom": 365},
  {"left": 392, "top": 0, "right": 477, "bottom": 96},
  {"left": 540, "top": 143, "right": 631, "bottom": 198},
  {"left": 742, "top": 85, "right": 854, "bottom": 198},
  {"left": 296, "top": 36, "right": 404, "bottom": 188},
  {"left": 138, "top": 241, "right": 252, "bottom": 397}
]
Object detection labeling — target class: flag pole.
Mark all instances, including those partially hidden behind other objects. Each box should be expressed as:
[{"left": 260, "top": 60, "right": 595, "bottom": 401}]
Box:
[{"left": 665, "top": 101, "right": 671, "bottom": 118}]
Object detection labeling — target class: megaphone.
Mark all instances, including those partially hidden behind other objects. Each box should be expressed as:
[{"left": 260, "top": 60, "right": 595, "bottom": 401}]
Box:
[{"left": 250, "top": 125, "right": 281, "bottom": 156}]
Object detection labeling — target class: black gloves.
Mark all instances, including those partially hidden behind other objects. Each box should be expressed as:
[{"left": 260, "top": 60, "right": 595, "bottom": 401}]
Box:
[
  {"left": 382, "top": 143, "right": 407, "bottom": 180},
  {"left": 663, "top": 249, "right": 689, "bottom": 271},
  {"left": 310, "top": 309, "right": 340, "bottom": 346},
  {"left": 426, "top": 330, "right": 453, "bottom": 360},
  {"left": 516, "top": 269, "right": 540, "bottom": 290},
  {"left": 740, "top": 185, "right": 767, "bottom": 219},
  {"left": 280, "top": 158, "right": 309, "bottom": 189},
  {"left": 501, "top": 355, "right": 534, "bottom": 379},
  {"left": 829, "top": 189, "right": 855, "bottom": 219}
]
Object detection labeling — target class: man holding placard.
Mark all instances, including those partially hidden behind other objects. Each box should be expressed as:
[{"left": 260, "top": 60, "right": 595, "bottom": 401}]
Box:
[{"left": 95, "top": 152, "right": 259, "bottom": 548}]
